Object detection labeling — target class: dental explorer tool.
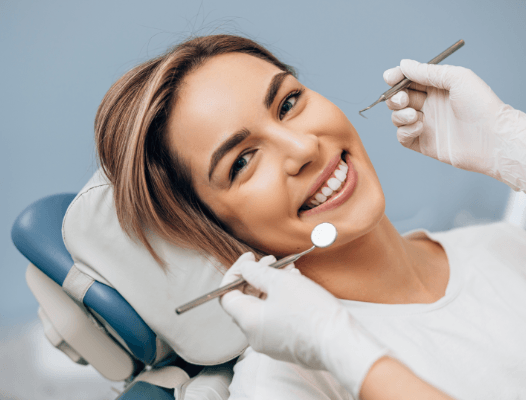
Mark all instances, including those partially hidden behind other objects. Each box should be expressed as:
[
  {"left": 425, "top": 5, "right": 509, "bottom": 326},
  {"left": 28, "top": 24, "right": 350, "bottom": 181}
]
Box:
[
  {"left": 358, "top": 39, "right": 465, "bottom": 118},
  {"left": 175, "top": 222, "right": 338, "bottom": 315}
]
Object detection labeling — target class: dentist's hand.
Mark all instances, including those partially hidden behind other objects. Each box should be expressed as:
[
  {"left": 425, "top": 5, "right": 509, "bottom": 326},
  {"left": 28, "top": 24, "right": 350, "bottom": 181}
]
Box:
[
  {"left": 384, "top": 60, "right": 526, "bottom": 192},
  {"left": 219, "top": 253, "right": 388, "bottom": 398}
]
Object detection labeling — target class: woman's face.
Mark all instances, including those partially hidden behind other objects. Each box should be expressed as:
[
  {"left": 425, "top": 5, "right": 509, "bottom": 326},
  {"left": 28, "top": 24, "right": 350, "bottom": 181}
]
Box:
[{"left": 167, "top": 53, "right": 385, "bottom": 257}]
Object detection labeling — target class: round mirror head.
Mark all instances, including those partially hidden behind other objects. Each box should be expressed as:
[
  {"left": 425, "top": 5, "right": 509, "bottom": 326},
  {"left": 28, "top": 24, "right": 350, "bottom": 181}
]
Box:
[{"left": 311, "top": 222, "right": 338, "bottom": 248}]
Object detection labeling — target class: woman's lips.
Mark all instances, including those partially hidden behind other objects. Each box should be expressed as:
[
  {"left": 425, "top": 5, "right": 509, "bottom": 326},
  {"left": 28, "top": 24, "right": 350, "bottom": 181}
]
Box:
[
  {"left": 299, "top": 153, "right": 357, "bottom": 217},
  {"left": 307, "top": 153, "right": 342, "bottom": 197}
]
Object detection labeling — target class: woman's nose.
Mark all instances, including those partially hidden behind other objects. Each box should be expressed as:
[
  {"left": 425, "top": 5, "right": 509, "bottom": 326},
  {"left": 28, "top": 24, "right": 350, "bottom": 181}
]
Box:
[{"left": 278, "top": 130, "right": 320, "bottom": 176}]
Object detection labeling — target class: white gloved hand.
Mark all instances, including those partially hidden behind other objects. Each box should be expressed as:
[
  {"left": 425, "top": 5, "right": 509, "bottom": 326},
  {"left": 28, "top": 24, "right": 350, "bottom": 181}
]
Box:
[
  {"left": 384, "top": 59, "right": 526, "bottom": 192},
  {"left": 219, "top": 253, "right": 389, "bottom": 398}
]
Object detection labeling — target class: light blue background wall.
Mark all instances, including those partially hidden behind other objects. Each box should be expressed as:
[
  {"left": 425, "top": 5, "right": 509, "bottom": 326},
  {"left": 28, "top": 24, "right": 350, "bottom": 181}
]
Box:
[{"left": 2, "top": 0, "right": 525, "bottom": 327}]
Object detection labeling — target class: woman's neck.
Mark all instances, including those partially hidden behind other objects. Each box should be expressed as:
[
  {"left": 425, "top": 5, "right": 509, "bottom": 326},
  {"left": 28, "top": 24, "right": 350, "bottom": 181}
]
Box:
[{"left": 294, "top": 215, "right": 449, "bottom": 304}]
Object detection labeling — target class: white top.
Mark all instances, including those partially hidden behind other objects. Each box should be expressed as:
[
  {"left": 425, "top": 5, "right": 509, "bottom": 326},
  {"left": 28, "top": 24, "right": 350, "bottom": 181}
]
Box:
[{"left": 228, "top": 222, "right": 526, "bottom": 399}]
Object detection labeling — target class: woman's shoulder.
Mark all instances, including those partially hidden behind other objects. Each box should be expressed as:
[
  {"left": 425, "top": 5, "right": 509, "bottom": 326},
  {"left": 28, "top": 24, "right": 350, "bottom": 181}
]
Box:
[
  {"left": 404, "top": 221, "right": 526, "bottom": 274},
  {"left": 425, "top": 222, "right": 526, "bottom": 276},
  {"left": 228, "top": 347, "right": 351, "bottom": 400},
  {"left": 424, "top": 221, "right": 526, "bottom": 250}
]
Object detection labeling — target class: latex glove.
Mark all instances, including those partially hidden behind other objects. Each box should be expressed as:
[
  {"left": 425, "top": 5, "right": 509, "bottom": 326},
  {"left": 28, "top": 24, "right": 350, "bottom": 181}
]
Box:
[
  {"left": 384, "top": 59, "right": 526, "bottom": 192},
  {"left": 219, "top": 253, "right": 388, "bottom": 398}
]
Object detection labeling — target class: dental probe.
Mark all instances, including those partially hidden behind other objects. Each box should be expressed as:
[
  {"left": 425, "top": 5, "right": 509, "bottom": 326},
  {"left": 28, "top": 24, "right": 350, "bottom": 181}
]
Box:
[
  {"left": 175, "top": 222, "right": 338, "bottom": 315},
  {"left": 358, "top": 39, "right": 465, "bottom": 118}
]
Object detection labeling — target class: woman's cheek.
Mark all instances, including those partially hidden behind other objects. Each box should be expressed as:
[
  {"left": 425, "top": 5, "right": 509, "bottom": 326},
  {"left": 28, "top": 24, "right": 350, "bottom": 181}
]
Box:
[{"left": 229, "top": 187, "right": 292, "bottom": 249}]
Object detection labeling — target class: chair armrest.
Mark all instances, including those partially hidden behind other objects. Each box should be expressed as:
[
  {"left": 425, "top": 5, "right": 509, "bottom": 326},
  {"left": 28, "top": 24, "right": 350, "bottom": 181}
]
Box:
[{"left": 26, "top": 263, "right": 136, "bottom": 381}]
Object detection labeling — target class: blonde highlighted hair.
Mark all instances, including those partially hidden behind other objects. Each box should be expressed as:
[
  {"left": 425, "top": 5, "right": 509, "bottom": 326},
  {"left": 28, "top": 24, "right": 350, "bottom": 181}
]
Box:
[{"left": 95, "top": 34, "right": 296, "bottom": 270}]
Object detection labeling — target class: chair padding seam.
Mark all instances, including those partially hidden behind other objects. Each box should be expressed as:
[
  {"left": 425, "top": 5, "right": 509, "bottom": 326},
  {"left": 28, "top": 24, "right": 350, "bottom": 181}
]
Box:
[
  {"left": 62, "top": 263, "right": 95, "bottom": 305},
  {"left": 62, "top": 263, "right": 112, "bottom": 337},
  {"left": 61, "top": 182, "right": 111, "bottom": 257}
]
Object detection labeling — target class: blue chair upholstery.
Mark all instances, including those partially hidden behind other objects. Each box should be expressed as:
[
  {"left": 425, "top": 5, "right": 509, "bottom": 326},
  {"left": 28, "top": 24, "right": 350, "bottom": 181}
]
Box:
[
  {"left": 12, "top": 193, "right": 76, "bottom": 285},
  {"left": 11, "top": 194, "right": 159, "bottom": 367},
  {"left": 117, "top": 381, "right": 175, "bottom": 400}
]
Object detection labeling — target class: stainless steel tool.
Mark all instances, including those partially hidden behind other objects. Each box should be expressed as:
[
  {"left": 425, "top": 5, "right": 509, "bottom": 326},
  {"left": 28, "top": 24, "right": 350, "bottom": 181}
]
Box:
[
  {"left": 175, "top": 222, "right": 338, "bottom": 315},
  {"left": 358, "top": 39, "right": 465, "bottom": 118}
]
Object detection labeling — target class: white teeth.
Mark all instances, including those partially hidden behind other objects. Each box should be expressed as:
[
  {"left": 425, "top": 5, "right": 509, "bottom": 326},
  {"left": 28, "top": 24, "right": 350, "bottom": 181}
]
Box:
[
  {"left": 321, "top": 186, "right": 333, "bottom": 197},
  {"left": 301, "top": 157, "right": 350, "bottom": 212},
  {"left": 315, "top": 193, "right": 327, "bottom": 203},
  {"left": 327, "top": 177, "right": 342, "bottom": 191},
  {"left": 334, "top": 170, "right": 346, "bottom": 182}
]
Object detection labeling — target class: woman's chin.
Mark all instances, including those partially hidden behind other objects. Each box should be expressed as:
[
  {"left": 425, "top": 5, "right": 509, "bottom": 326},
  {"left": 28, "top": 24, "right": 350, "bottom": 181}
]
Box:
[{"left": 328, "top": 164, "right": 385, "bottom": 248}]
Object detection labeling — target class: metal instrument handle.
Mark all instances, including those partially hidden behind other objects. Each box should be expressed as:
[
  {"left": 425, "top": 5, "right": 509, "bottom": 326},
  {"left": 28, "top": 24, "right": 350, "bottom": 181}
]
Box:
[
  {"left": 382, "top": 39, "right": 465, "bottom": 101},
  {"left": 175, "top": 248, "right": 314, "bottom": 315}
]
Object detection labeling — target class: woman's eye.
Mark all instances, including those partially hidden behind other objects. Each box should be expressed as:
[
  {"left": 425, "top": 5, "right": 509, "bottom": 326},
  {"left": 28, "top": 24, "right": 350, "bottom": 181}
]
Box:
[
  {"left": 279, "top": 89, "right": 303, "bottom": 120},
  {"left": 230, "top": 152, "right": 254, "bottom": 181}
]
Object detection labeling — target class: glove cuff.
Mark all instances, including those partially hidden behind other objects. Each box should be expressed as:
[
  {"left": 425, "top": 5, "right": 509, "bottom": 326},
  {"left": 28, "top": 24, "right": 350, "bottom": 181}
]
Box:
[
  {"left": 493, "top": 105, "right": 526, "bottom": 192},
  {"left": 320, "top": 308, "right": 390, "bottom": 399}
]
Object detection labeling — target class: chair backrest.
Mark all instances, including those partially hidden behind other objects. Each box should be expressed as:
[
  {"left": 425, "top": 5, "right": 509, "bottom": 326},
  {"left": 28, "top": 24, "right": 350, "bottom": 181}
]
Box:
[
  {"left": 60, "top": 169, "right": 247, "bottom": 365},
  {"left": 12, "top": 167, "right": 249, "bottom": 375}
]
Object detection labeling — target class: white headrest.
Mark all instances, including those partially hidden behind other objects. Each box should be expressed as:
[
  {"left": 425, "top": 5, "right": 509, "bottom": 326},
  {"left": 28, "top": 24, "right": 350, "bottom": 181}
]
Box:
[{"left": 62, "top": 169, "right": 247, "bottom": 365}]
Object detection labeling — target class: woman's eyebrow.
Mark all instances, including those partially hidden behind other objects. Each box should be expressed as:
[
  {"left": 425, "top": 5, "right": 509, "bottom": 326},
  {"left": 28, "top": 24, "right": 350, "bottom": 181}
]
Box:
[
  {"left": 208, "top": 128, "right": 251, "bottom": 181},
  {"left": 264, "top": 71, "right": 292, "bottom": 109}
]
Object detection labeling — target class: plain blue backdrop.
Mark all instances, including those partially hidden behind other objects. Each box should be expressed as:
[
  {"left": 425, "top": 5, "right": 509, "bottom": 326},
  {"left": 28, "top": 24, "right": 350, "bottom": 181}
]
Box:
[{"left": 2, "top": 0, "right": 525, "bottom": 327}]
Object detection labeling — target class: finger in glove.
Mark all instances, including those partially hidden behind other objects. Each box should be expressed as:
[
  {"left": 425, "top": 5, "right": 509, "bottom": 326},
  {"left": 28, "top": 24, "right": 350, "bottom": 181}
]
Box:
[
  {"left": 386, "top": 91, "right": 409, "bottom": 110},
  {"left": 397, "top": 111, "right": 424, "bottom": 149},
  {"left": 220, "top": 252, "right": 264, "bottom": 299},
  {"left": 383, "top": 65, "right": 427, "bottom": 91},
  {"left": 221, "top": 252, "right": 255, "bottom": 286},
  {"left": 391, "top": 107, "right": 418, "bottom": 127},
  {"left": 244, "top": 255, "right": 276, "bottom": 298},
  {"left": 387, "top": 89, "right": 427, "bottom": 112},
  {"left": 219, "top": 254, "right": 265, "bottom": 309},
  {"left": 383, "top": 66, "right": 405, "bottom": 86}
]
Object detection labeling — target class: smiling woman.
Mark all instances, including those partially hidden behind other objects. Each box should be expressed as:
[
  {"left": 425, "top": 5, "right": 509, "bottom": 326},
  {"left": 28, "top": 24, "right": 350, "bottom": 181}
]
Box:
[
  {"left": 95, "top": 34, "right": 386, "bottom": 268},
  {"left": 95, "top": 34, "right": 526, "bottom": 400},
  {"left": 166, "top": 50, "right": 385, "bottom": 259}
]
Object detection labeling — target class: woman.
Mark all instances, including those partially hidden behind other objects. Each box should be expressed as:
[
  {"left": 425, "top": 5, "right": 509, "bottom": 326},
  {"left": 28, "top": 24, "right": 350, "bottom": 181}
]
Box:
[{"left": 95, "top": 34, "right": 526, "bottom": 399}]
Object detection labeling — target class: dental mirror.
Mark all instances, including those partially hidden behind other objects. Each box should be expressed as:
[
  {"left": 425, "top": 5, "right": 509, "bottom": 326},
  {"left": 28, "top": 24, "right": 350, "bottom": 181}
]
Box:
[
  {"left": 311, "top": 222, "right": 338, "bottom": 248},
  {"left": 175, "top": 222, "right": 338, "bottom": 314}
]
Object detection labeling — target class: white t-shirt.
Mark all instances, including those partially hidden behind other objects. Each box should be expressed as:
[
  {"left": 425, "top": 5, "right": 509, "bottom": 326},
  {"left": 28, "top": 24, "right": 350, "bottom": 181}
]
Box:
[{"left": 228, "top": 222, "right": 526, "bottom": 400}]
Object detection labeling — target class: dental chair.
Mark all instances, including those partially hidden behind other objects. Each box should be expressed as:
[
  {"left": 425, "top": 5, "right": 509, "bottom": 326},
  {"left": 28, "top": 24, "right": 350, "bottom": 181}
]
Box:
[
  {"left": 11, "top": 167, "right": 526, "bottom": 399},
  {"left": 11, "top": 169, "right": 249, "bottom": 399}
]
